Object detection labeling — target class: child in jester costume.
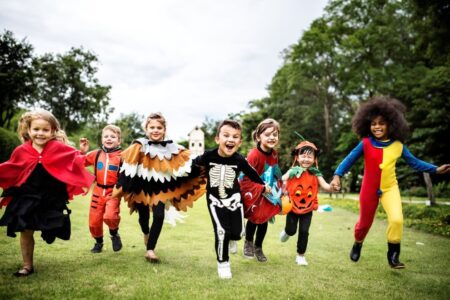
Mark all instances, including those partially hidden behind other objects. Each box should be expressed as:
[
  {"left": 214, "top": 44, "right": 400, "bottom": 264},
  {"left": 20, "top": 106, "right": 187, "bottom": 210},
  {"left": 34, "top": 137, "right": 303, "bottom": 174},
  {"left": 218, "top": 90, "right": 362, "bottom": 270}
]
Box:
[{"left": 330, "top": 96, "right": 450, "bottom": 269}]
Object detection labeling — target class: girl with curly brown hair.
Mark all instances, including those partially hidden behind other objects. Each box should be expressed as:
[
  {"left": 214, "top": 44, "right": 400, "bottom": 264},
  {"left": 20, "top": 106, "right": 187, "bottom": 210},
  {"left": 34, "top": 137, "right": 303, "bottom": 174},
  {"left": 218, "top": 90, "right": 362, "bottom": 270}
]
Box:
[{"left": 330, "top": 96, "right": 450, "bottom": 269}]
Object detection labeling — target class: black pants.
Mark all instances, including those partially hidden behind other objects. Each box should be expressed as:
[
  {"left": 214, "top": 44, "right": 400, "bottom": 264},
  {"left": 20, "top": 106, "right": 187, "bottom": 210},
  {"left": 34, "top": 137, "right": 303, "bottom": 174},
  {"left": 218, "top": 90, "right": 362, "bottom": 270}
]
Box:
[
  {"left": 284, "top": 211, "right": 313, "bottom": 255},
  {"left": 207, "top": 199, "right": 244, "bottom": 263},
  {"left": 135, "top": 201, "right": 165, "bottom": 250},
  {"left": 245, "top": 220, "right": 268, "bottom": 247}
]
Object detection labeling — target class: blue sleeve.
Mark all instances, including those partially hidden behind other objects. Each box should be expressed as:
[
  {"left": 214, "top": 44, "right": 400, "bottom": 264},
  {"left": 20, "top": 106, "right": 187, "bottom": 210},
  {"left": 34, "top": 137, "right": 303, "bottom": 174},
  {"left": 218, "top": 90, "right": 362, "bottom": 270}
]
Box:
[
  {"left": 334, "top": 141, "right": 363, "bottom": 176},
  {"left": 402, "top": 146, "right": 437, "bottom": 173}
]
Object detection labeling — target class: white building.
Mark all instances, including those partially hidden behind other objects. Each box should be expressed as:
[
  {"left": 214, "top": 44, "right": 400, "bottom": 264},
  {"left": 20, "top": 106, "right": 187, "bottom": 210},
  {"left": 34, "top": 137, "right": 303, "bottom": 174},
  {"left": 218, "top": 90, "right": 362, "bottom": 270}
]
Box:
[{"left": 188, "top": 126, "right": 205, "bottom": 157}]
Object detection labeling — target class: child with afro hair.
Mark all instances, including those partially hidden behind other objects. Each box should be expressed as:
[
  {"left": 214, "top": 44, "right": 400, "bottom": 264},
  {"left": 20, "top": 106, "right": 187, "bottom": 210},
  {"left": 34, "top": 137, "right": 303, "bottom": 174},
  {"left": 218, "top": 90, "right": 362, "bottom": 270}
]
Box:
[{"left": 330, "top": 96, "right": 450, "bottom": 269}]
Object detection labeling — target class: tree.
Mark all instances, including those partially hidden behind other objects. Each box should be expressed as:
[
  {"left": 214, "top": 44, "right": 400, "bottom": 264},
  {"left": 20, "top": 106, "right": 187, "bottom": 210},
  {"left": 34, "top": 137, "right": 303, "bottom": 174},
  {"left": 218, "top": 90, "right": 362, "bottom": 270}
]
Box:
[
  {"left": 0, "top": 30, "right": 35, "bottom": 128},
  {"left": 200, "top": 116, "right": 220, "bottom": 150},
  {"left": 32, "top": 47, "right": 111, "bottom": 132},
  {"left": 114, "top": 112, "right": 145, "bottom": 147}
]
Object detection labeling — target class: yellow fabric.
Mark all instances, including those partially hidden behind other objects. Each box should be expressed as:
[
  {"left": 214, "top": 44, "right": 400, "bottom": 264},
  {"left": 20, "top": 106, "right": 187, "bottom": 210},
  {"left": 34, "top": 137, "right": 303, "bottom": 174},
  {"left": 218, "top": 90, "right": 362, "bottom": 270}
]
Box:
[
  {"left": 379, "top": 141, "right": 403, "bottom": 192},
  {"left": 379, "top": 186, "right": 403, "bottom": 243}
]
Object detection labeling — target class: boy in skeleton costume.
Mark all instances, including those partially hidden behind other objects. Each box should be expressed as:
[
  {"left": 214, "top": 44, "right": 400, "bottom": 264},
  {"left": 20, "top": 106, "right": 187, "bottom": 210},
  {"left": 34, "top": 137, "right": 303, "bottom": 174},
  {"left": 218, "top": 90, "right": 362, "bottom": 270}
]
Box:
[{"left": 193, "top": 120, "right": 269, "bottom": 279}]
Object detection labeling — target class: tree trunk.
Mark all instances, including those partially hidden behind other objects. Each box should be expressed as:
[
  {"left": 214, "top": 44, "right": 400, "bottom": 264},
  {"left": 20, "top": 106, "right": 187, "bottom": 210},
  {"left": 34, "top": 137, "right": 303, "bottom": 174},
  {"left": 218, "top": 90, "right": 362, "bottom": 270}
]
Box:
[
  {"left": 423, "top": 172, "right": 435, "bottom": 206},
  {"left": 323, "top": 97, "right": 331, "bottom": 153}
]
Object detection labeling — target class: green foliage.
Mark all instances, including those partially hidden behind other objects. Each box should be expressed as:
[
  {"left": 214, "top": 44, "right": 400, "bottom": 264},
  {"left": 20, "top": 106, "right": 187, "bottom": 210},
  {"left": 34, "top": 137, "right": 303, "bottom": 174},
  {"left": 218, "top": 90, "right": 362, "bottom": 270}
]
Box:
[
  {"left": 69, "top": 122, "right": 107, "bottom": 150},
  {"left": 1, "top": 31, "right": 112, "bottom": 135},
  {"left": 235, "top": 0, "right": 450, "bottom": 191},
  {"left": 200, "top": 116, "right": 220, "bottom": 150},
  {"left": 434, "top": 181, "right": 450, "bottom": 198},
  {"left": 0, "top": 127, "right": 21, "bottom": 162},
  {"left": 113, "top": 112, "right": 145, "bottom": 148},
  {"left": 0, "top": 30, "right": 35, "bottom": 128},
  {"left": 32, "top": 47, "right": 111, "bottom": 132},
  {"left": 328, "top": 195, "right": 450, "bottom": 237}
]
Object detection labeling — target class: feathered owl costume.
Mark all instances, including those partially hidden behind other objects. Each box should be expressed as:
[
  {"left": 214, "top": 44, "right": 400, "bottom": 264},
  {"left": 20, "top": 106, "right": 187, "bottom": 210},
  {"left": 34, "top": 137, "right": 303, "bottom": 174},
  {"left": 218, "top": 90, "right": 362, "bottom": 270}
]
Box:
[{"left": 113, "top": 138, "right": 206, "bottom": 212}]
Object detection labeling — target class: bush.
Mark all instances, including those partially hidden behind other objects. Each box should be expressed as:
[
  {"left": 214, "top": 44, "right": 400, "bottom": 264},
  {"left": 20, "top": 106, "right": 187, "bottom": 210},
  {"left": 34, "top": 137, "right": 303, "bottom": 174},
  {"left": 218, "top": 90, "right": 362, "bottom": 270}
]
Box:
[
  {"left": 404, "top": 186, "right": 428, "bottom": 197},
  {"left": 434, "top": 181, "right": 450, "bottom": 198},
  {"left": 327, "top": 197, "right": 450, "bottom": 237},
  {"left": 0, "top": 127, "right": 20, "bottom": 162}
]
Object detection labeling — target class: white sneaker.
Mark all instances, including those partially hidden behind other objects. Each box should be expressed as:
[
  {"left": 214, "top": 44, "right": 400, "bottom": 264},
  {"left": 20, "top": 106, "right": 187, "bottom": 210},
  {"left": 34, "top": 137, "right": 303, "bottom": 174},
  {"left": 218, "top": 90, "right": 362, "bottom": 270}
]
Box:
[
  {"left": 280, "top": 230, "right": 290, "bottom": 242},
  {"left": 296, "top": 255, "right": 308, "bottom": 266},
  {"left": 217, "top": 261, "right": 232, "bottom": 279},
  {"left": 229, "top": 240, "right": 237, "bottom": 254}
]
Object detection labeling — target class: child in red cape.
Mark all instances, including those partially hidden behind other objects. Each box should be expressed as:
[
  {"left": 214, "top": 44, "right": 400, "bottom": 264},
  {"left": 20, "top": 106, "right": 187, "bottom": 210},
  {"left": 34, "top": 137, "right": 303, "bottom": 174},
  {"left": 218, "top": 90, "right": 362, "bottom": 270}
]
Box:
[{"left": 0, "top": 110, "right": 94, "bottom": 277}]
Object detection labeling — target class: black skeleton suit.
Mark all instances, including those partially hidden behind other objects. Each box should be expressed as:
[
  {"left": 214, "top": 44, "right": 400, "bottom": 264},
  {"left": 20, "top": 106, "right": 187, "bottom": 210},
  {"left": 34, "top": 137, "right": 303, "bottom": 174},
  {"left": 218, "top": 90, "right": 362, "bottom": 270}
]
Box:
[{"left": 193, "top": 149, "right": 264, "bottom": 262}]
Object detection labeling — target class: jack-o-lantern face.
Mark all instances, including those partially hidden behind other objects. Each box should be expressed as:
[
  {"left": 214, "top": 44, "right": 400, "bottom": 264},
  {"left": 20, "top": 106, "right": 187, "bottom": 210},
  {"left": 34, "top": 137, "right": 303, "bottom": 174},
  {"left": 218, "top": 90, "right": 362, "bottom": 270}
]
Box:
[{"left": 286, "top": 172, "right": 318, "bottom": 214}]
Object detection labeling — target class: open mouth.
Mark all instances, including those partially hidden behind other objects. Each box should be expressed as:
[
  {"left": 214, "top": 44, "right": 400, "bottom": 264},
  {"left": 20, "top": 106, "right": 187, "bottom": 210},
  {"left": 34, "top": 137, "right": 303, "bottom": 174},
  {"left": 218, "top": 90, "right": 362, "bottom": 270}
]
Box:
[{"left": 225, "top": 144, "right": 235, "bottom": 151}]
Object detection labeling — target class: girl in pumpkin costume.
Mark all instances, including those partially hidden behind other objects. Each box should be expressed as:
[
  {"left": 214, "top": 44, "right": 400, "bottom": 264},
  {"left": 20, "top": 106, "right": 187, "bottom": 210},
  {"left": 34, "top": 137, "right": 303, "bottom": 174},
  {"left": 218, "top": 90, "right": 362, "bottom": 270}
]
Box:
[
  {"left": 113, "top": 112, "right": 206, "bottom": 263},
  {"left": 279, "top": 140, "right": 331, "bottom": 266},
  {"left": 330, "top": 96, "right": 450, "bottom": 268}
]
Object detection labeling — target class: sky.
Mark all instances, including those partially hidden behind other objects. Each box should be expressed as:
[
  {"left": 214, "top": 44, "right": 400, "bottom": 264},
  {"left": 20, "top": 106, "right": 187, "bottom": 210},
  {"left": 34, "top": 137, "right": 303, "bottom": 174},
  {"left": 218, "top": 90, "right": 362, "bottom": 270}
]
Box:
[{"left": 0, "top": 0, "right": 328, "bottom": 140}]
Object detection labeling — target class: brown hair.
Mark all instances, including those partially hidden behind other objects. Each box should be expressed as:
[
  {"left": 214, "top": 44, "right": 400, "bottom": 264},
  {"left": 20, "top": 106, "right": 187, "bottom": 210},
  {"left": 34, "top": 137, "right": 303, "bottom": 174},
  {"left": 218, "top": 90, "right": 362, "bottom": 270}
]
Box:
[
  {"left": 17, "top": 109, "right": 62, "bottom": 143},
  {"left": 143, "top": 112, "right": 166, "bottom": 131},
  {"left": 103, "top": 124, "right": 122, "bottom": 140},
  {"left": 252, "top": 118, "right": 280, "bottom": 143},
  {"left": 216, "top": 119, "right": 242, "bottom": 137}
]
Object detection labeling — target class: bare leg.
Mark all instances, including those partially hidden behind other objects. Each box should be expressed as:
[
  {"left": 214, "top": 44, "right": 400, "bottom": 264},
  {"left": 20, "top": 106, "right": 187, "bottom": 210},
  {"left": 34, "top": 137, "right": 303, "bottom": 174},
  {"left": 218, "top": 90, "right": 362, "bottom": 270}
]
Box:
[{"left": 15, "top": 230, "right": 35, "bottom": 275}]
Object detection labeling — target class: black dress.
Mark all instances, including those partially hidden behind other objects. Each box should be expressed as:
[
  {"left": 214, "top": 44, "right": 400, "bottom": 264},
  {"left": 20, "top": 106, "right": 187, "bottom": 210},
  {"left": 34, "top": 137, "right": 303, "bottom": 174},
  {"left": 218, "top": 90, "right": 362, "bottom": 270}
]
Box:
[{"left": 0, "top": 163, "right": 70, "bottom": 244}]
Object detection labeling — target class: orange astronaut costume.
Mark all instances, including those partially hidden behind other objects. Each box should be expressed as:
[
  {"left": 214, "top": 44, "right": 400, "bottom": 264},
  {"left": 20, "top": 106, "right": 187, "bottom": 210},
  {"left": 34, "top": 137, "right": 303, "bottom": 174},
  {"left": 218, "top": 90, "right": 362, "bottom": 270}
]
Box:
[{"left": 84, "top": 147, "right": 122, "bottom": 239}]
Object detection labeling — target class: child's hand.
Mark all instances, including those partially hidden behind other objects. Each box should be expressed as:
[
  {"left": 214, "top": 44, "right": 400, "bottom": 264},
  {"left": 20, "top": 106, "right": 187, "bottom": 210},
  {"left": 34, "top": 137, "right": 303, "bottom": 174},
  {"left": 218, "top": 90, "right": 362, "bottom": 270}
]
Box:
[
  {"left": 264, "top": 185, "right": 272, "bottom": 195},
  {"left": 436, "top": 164, "right": 450, "bottom": 174},
  {"left": 79, "top": 137, "right": 89, "bottom": 154},
  {"left": 330, "top": 175, "right": 341, "bottom": 192}
]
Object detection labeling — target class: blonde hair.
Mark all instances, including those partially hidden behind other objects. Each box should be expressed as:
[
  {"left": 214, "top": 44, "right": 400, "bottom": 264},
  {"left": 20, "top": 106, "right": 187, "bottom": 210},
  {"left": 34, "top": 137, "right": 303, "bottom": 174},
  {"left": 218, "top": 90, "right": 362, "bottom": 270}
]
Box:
[
  {"left": 103, "top": 124, "right": 122, "bottom": 140},
  {"left": 252, "top": 118, "right": 280, "bottom": 143},
  {"left": 17, "top": 109, "right": 63, "bottom": 143},
  {"left": 55, "top": 130, "right": 70, "bottom": 144}
]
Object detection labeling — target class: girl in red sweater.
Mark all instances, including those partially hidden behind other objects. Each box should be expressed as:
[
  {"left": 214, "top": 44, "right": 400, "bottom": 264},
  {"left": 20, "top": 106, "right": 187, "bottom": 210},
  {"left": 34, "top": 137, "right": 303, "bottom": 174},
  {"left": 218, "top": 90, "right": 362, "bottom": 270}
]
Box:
[{"left": 240, "top": 118, "right": 283, "bottom": 262}]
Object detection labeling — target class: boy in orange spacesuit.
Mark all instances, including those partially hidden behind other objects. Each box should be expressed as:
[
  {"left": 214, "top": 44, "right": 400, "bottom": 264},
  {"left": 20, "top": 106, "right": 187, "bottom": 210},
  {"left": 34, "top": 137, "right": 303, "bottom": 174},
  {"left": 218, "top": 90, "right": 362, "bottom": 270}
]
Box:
[{"left": 80, "top": 125, "right": 123, "bottom": 253}]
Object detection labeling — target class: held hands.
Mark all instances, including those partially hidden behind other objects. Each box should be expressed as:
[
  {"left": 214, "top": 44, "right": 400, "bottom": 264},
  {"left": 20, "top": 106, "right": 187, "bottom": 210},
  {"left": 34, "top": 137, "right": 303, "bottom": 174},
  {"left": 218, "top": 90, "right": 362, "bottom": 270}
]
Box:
[
  {"left": 79, "top": 137, "right": 90, "bottom": 154},
  {"left": 436, "top": 164, "right": 450, "bottom": 174},
  {"left": 263, "top": 185, "right": 272, "bottom": 196},
  {"left": 330, "top": 175, "right": 341, "bottom": 192}
]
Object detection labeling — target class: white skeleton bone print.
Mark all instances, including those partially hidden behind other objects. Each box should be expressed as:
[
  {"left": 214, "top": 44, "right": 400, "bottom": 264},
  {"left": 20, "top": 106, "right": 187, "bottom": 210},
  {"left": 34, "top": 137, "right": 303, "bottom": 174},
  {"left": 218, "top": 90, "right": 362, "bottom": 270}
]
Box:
[{"left": 208, "top": 163, "right": 237, "bottom": 199}]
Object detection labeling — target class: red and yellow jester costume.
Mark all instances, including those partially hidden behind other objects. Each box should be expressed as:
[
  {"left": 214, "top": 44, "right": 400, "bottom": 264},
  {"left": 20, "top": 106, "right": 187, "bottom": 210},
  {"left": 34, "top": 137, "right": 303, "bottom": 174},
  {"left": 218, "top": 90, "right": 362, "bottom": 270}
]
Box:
[
  {"left": 84, "top": 147, "right": 121, "bottom": 238},
  {"left": 335, "top": 136, "right": 437, "bottom": 243}
]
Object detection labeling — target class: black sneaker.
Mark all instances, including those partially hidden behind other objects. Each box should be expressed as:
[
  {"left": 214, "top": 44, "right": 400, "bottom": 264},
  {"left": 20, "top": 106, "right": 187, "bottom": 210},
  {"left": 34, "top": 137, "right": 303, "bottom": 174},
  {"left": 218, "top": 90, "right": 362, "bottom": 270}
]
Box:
[
  {"left": 254, "top": 247, "right": 267, "bottom": 262},
  {"left": 350, "top": 242, "right": 362, "bottom": 262},
  {"left": 111, "top": 235, "right": 122, "bottom": 252},
  {"left": 243, "top": 240, "right": 254, "bottom": 259},
  {"left": 91, "top": 242, "right": 103, "bottom": 253},
  {"left": 387, "top": 242, "right": 405, "bottom": 269}
]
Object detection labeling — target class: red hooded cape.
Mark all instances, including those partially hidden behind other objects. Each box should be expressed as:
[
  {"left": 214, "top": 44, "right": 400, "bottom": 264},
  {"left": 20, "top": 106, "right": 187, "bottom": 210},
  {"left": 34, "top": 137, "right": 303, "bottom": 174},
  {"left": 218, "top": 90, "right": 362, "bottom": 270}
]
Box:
[{"left": 0, "top": 140, "right": 95, "bottom": 207}]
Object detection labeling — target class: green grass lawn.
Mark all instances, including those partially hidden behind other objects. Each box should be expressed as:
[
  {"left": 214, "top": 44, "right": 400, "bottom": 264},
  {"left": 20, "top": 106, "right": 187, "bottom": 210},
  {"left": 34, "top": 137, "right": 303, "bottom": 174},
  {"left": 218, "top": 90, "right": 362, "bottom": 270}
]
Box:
[{"left": 1, "top": 194, "right": 449, "bottom": 299}]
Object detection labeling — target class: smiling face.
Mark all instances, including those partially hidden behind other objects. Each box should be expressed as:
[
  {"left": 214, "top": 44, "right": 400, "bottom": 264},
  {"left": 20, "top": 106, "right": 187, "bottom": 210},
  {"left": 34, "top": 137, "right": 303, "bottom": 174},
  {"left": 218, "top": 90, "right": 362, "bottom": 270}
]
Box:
[
  {"left": 215, "top": 125, "right": 242, "bottom": 157},
  {"left": 146, "top": 119, "right": 166, "bottom": 142},
  {"left": 297, "top": 150, "right": 315, "bottom": 169},
  {"left": 28, "top": 118, "right": 54, "bottom": 152},
  {"left": 256, "top": 127, "right": 279, "bottom": 152},
  {"left": 102, "top": 129, "right": 121, "bottom": 149},
  {"left": 370, "top": 115, "right": 389, "bottom": 141}
]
